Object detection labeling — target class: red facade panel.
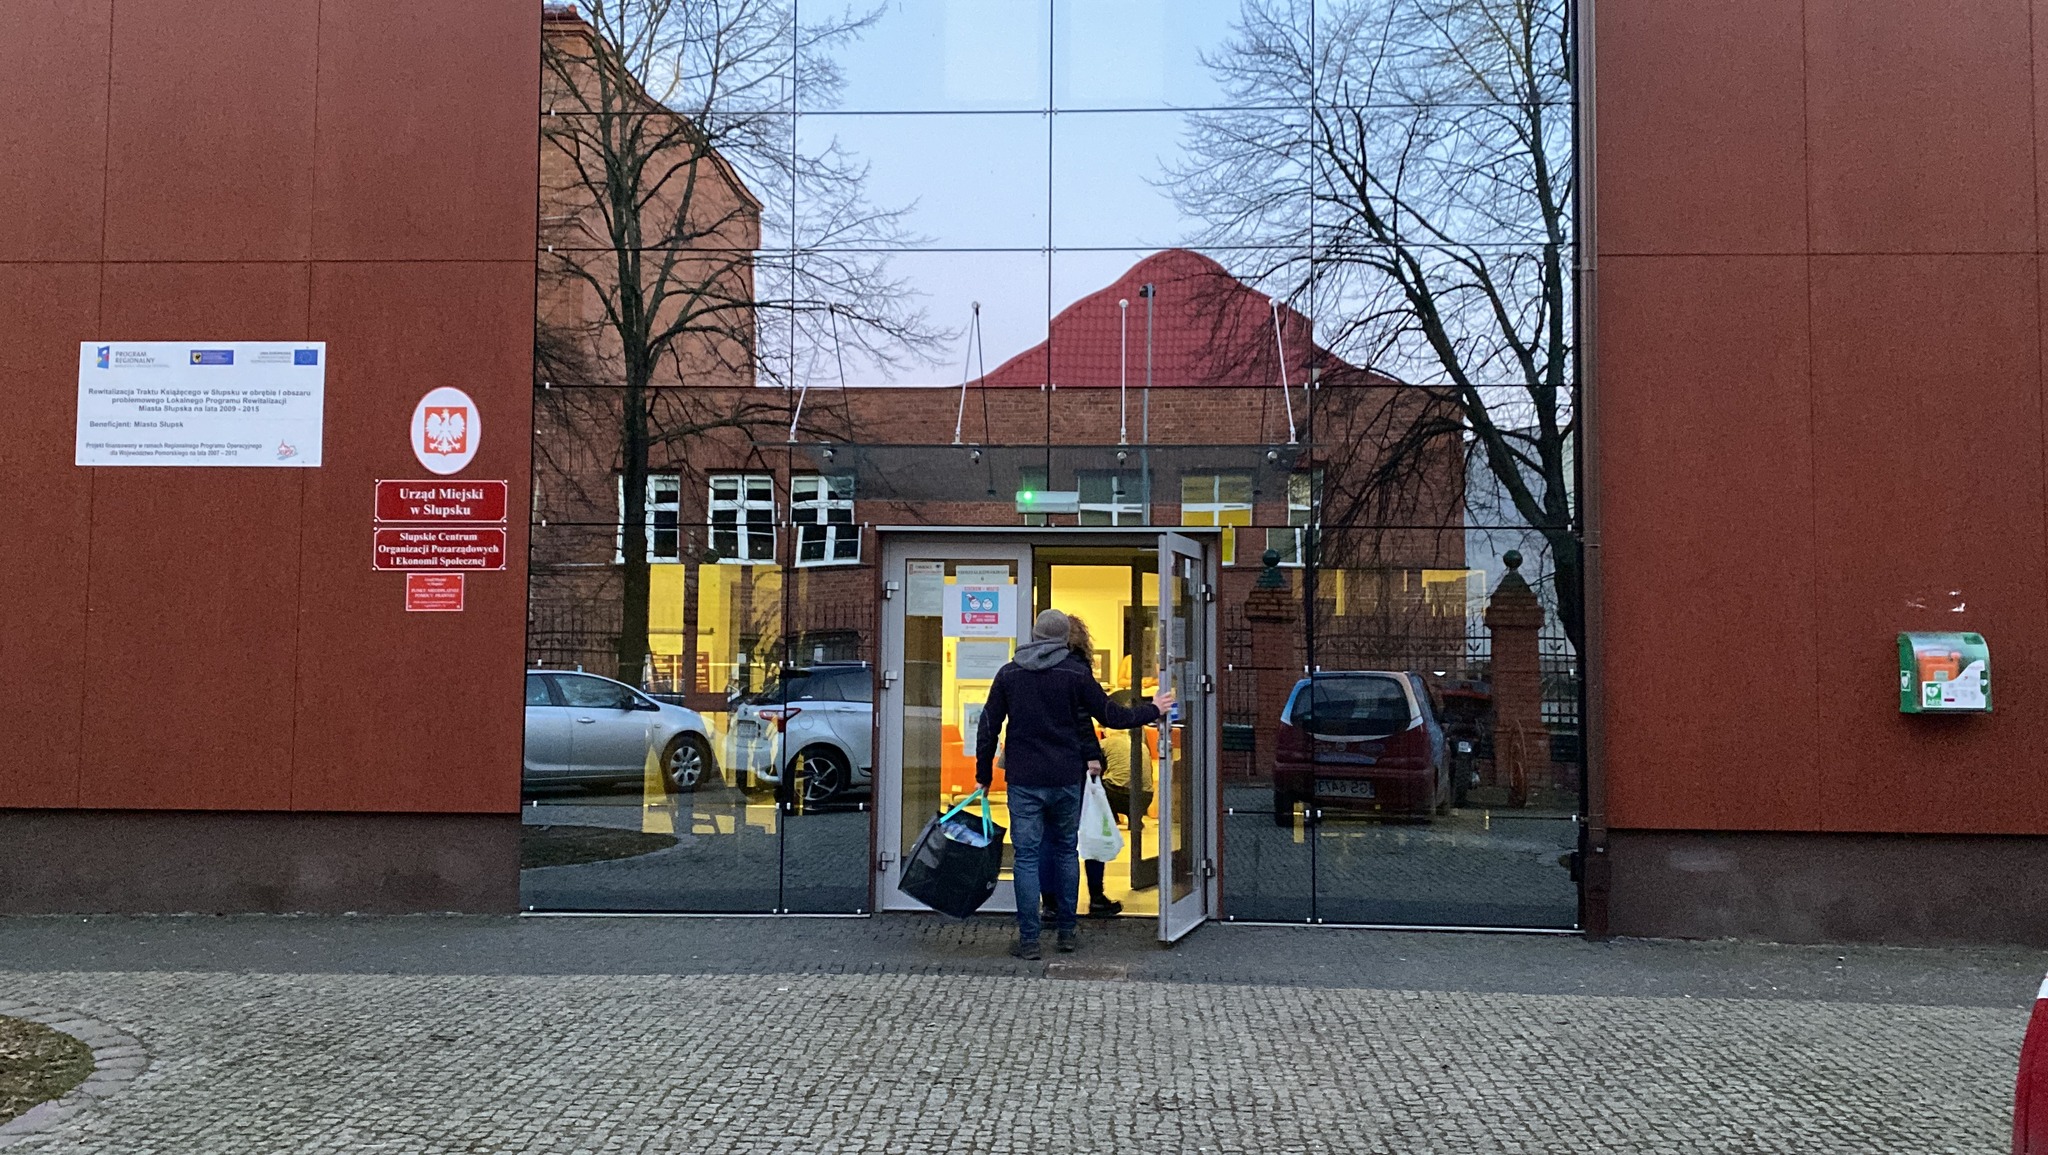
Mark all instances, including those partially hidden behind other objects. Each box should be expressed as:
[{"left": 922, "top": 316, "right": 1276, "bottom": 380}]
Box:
[
  {"left": 1599, "top": 1, "right": 2048, "bottom": 837},
  {"left": 1804, "top": 0, "right": 2036, "bottom": 253},
  {"left": 0, "top": 0, "right": 111, "bottom": 261},
  {"left": 291, "top": 263, "right": 533, "bottom": 812},
  {"left": 0, "top": 0, "right": 537, "bottom": 817},
  {"left": 102, "top": 0, "right": 320, "bottom": 261},
  {"left": 312, "top": 0, "right": 543, "bottom": 262},
  {"left": 1808, "top": 255, "right": 2048, "bottom": 833},
  {"left": 1594, "top": 0, "right": 1807, "bottom": 256},
  {"left": 78, "top": 263, "right": 314, "bottom": 809},
  {"left": 1598, "top": 256, "right": 1820, "bottom": 831},
  {"left": 0, "top": 264, "right": 101, "bottom": 808}
]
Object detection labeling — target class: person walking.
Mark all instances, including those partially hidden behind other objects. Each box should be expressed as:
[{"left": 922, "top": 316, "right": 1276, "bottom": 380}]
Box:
[{"left": 978, "top": 608, "right": 1171, "bottom": 959}]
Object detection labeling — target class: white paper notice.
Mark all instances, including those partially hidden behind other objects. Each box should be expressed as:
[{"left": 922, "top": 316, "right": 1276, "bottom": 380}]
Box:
[
  {"left": 954, "top": 565, "right": 1012, "bottom": 587},
  {"left": 906, "top": 561, "right": 945, "bottom": 617},
  {"left": 76, "top": 341, "right": 326, "bottom": 467},
  {"left": 954, "top": 639, "right": 1012, "bottom": 680}
]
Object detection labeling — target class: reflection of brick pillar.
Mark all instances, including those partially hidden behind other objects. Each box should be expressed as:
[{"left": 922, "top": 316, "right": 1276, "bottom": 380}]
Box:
[
  {"left": 1243, "top": 549, "right": 1300, "bottom": 782},
  {"left": 1484, "top": 550, "right": 1544, "bottom": 808}
]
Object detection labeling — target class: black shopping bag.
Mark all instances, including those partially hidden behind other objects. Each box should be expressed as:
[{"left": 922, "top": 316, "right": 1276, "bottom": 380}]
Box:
[{"left": 899, "top": 790, "right": 1007, "bottom": 919}]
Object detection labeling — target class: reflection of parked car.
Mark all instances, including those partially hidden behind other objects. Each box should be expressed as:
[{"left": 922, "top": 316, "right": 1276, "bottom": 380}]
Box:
[
  {"left": 1272, "top": 672, "right": 1448, "bottom": 824},
  {"left": 726, "top": 662, "right": 873, "bottom": 806},
  {"left": 525, "top": 671, "right": 717, "bottom": 793}
]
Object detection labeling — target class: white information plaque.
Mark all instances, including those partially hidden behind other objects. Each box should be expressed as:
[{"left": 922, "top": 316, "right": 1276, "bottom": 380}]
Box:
[{"left": 76, "top": 341, "right": 326, "bottom": 467}]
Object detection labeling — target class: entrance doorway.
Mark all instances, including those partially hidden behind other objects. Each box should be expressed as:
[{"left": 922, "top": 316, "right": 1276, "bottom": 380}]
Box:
[{"left": 874, "top": 529, "right": 1219, "bottom": 942}]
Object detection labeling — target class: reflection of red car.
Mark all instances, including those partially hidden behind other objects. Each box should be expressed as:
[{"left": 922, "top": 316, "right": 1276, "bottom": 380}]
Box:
[{"left": 1271, "top": 672, "right": 1449, "bottom": 825}]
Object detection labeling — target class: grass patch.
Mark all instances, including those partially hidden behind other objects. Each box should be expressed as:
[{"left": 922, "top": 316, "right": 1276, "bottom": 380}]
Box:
[
  {"left": 521, "top": 824, "right": 679, "bottom": 870},
  {"left": 0, "top": 1016, "right": 93, "bottom": 1124}
]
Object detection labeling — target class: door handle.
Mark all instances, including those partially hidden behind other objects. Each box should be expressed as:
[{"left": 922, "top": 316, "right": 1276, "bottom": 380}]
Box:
[{"left": 575, "top": 717, "right": 598, "bottom": 724}]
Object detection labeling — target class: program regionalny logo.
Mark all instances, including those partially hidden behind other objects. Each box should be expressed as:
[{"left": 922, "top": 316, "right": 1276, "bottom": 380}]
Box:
[{"left": 95, "top": 346, "right": 110, "bottom": 369}]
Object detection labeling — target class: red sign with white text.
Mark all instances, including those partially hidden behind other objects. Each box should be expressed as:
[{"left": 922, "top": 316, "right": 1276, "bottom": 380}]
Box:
[
  {"left": 376, "top": 479, "right": 508, "bottom": 523},
  {"left": 405, "top": 573, "right": 465, "bottom": 611},
  {"left": 373, "top": 527, "right": 506, "bottom": 571}
]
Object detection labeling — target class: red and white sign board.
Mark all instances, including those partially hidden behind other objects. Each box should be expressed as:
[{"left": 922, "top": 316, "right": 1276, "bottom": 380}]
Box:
[
  {"left": 405, "top": 573, "right": 465, "bottom": 612},
  {"left": 373, "top": 527, "right": 506, "bottom": 571},
  {"left": 375, "top": 479, "right": 508, "bottom": 523},
  {"left": 410, "top": 386, "right": 480, "bottom": 475}
]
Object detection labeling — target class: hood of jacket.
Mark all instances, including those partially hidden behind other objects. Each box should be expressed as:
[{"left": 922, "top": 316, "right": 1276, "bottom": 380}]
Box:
[{"left": 1012, "top": 638, "right": 1071, "bottom": 671}]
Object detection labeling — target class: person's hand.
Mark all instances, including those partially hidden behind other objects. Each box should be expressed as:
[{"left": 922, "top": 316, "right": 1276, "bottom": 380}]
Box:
[
  {"left": 975, "top": 770, "right": 992, "bottom": 790},
  {"left": 1087, "top": 760, "right": 1103, "bottom": 779},
  {"left": 1152, "top": 686, "right": 1177, "bottom": 714}
]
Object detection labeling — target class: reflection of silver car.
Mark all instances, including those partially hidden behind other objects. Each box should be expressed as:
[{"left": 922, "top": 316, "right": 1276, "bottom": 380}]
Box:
[
  {"left": 525, "top": 671, "right": 717, "bottom": 792},
  {"left": 726, "top": 663, "right": 873, "bottom": 806}
]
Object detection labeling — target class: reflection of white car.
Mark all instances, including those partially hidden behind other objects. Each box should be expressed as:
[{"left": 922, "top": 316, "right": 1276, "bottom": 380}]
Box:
[
  {"left": 525, "top": 671, "right": 716, "bottom": 793},
  {"left": 726, "top": 663, "right": 873, "bottom": 806}
]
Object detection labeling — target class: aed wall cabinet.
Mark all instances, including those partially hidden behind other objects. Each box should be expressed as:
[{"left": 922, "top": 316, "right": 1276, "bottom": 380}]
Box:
[{"left": 1899, "top": 632, "right": 1992, "bottom": 714}]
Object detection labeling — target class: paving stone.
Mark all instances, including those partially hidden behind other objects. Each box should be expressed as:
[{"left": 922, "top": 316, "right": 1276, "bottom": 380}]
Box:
[{"left": 0, "top": 968, "right": 2021, "bottom": 1152}]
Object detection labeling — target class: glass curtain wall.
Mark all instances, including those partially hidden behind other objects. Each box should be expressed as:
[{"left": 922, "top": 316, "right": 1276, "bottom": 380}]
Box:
[{"left": 524, "top": 0, "right": 1579, "bottom": 925}]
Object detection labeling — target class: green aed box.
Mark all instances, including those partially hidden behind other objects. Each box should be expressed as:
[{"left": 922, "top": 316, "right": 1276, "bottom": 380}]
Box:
[{"left": 1898, "top": 632, "right": 1991, "bottom": 714}]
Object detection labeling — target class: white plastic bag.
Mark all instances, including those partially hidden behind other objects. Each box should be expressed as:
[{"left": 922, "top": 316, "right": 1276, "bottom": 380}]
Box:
[{"left": 1078, "top": 777, "right": 1125, "bottom": 862}]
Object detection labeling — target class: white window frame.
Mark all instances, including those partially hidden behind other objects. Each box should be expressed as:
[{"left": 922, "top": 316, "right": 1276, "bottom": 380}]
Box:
[
  {"left": 709, "top": 472, "right": 777, "bottom": 564},
  {"left": 1268, "top": 470, "right": 1319, "bottom": 567},
  {"left": 614, "top": 473, "right": 683, "bottom": 564},
  {"left": 1078, "top": 471, "right": 1145, "bottom": 526},
  {"left": 792, "top": 473, "right": 859, "bottom": 566},
  {"left": 1181, "top": 472, "right": 1253, "bottom": 565}
]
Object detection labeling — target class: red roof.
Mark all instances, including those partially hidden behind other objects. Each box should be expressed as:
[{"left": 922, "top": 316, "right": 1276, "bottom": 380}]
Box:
[{"left": 978, "top": 249, "right": 1358, "bottom": 388}]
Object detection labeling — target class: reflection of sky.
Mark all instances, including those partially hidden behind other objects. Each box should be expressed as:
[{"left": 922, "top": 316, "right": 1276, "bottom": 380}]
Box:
[{"left": 796, "top": 0, "right": 1261, "bottom": 384}]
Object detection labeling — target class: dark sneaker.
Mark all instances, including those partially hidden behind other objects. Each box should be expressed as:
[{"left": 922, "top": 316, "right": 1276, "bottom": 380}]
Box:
[
  {"left": 1086, "top": 898, "right": 1123, "bottom": 919},
  {"left": 1010, "top": 939, "right": 1042, "bottom": 961},
  {"left": 1056, "top": 929, "right": 1077, "bottom": 953}
]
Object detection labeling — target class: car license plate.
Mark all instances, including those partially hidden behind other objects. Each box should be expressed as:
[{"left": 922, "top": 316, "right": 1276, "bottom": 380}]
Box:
[
  {"left": 1317, "top": 778, "right": 1375, "bottom": 800},
  {"left": 734, "top": 721, "right": 760, "bottom": 741}
]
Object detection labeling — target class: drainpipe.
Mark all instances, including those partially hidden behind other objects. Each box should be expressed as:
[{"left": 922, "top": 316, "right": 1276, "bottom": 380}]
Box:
[
  {"left": 1573, "top": 0, "right": 1609, "bottom": 938},
  {"left": 1140, "top": 282, "right": 1155, "bottom": 519}
]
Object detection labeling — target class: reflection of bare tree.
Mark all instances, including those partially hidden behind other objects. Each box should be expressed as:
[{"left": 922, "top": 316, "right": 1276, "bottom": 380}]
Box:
[
  {"left": 538, "top": 1, "right": 938, "bottom": 686},
  {"left": 1171, "top": 0, "right": 1578, "bottom": 650}
]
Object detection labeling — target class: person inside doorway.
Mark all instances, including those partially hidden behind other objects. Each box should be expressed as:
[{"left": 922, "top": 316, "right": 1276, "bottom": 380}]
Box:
[
  {"left": 977, "top": 608, "right": 1171, "bottom": 959},
  {"left": 1037, "top": 614, "right": 1127, "bottom": 919}
]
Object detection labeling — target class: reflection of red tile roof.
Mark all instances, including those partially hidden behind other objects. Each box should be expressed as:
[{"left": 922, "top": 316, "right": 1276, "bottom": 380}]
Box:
[{"left": 979, "top": 249, "right": 1361, "bottom": 388}]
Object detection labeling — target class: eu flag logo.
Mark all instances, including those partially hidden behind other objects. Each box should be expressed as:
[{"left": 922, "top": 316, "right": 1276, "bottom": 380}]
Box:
[
  {"left": 190, "top": 349, "right": 233, "bottom": 365},
  {"left": 293, "top": 349, "right": 319, "bottom": 366}
]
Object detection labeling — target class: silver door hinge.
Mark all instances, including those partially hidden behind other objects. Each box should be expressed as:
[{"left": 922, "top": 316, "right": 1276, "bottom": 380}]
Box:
[
  {"left": 877, "top": 851, "right": 896, "bottom": 873},
  {"left": 1201, "top": 858, "right": 1215, "bottom": 879},
  {"left": 1199, "top": 674, "right": 1214, "bottom": 693},
  {"left": 883, "top": 670, "right": 899, "bottom": 688},
  {"left": 883, "top": 581, "right": 899, "bottom": 599}
]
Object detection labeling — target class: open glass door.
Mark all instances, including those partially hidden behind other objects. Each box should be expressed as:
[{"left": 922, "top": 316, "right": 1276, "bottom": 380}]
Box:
[
  {"left": 876, "top": 542, "right": 1032, "bottom": 912},
  {"left": 1156, "top": 531, "right": 1215, "bottom": 941}
]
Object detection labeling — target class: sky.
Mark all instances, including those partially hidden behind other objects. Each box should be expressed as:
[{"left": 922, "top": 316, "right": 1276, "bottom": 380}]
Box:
[{"left": 791, "top": 0, "right": 1266, "bottom": 386}]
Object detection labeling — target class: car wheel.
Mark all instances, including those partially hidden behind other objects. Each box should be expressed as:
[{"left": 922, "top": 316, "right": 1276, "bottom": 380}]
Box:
[
  {"left": 792, "top": 746, "right": 850, "bottom": 810},
  {"left": 664, "top": 734, "right": 714, "bottom": 793}
]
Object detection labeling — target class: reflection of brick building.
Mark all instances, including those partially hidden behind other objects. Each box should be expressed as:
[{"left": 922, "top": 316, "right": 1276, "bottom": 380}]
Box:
[{"left": 529, "top": 243, "right": 1473, "bottom": 717}]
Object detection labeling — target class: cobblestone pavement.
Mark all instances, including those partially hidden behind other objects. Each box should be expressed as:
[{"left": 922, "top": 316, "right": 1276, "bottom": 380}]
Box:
[{"left": 0, "top": 919, "right": 2033, "bottom": 1152}]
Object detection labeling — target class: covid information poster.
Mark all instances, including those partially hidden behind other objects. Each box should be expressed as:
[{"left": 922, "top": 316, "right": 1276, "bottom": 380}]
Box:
[{"left": 75, "top": 342, "right": 326, "bottom": 467}]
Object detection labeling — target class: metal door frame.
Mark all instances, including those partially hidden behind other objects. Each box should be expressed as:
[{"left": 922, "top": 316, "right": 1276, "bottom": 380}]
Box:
[
  {"left": 1156, "top": 530, "right": 1218, "bottom": 942},
  {"left": 872, "top": 528, "right": 1220, "bottom": 929}
]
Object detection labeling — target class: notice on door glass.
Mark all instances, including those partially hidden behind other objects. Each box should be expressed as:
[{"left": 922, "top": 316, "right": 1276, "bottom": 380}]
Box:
[
  {"left": 906, "top": 561, "right": 945, "bottom": 617},
  {"left": 946, "top": 584, "right": 1015, "bottom": 638},
  {"left": 954, "top": 639, "right": 1011, "bottom": 680},
  {"left": 75, "top": 342, "right": 325, "bottom": 467}
]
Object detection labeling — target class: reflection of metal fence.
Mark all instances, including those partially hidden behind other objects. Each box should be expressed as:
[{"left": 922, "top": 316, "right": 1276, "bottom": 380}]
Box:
[{"left": 527, "top": 596, "right": 621, "bottom": 678}]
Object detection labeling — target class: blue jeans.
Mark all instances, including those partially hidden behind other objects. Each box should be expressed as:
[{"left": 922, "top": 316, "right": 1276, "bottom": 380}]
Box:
[{"left": 1009, "top": 783, "right": 1082, "bottom": 940}]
